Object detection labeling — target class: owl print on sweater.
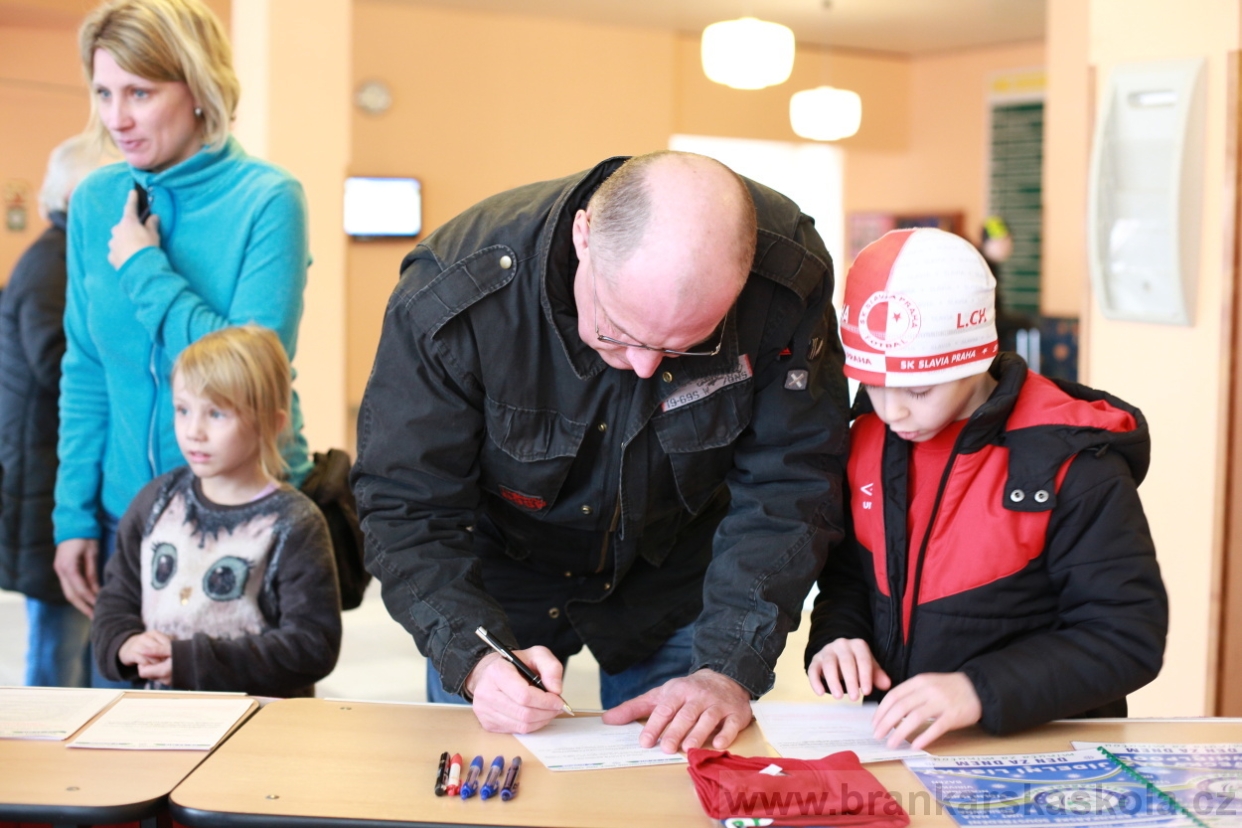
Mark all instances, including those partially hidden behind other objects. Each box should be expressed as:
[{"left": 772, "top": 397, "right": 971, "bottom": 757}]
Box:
[{"left": 140, "top": 488, "right": 278, "bottom": 642}]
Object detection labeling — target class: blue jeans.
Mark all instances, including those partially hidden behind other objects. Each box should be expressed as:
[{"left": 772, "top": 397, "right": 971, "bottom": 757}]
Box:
[
  {"left": 25, "top": 598, "right": 91, "bottom": 687},
  {"left": 90, "top": 512, "right": 133, "bottom": 690},
  {"left": 425, "top": 623, "right": 695, "bottom": 709}
]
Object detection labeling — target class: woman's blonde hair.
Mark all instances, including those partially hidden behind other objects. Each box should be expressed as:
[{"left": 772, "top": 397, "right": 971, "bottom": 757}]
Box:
[
  {"left": 174, "top": 325, "right": 291, "bottom": 480},
  {"left": 79, "top": 0, "right": 239, "bottom": 152}
]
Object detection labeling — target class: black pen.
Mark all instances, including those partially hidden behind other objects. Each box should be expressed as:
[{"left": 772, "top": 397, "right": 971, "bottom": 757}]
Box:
[
  {"left": 434, "top": 750, "right": 449, "bottom": 796},
  {"left": 500, "top": 756, "right": 522, "bottom": 801},
  {"left": 475, "top": 626, "right": 574, "bottom": 716}
]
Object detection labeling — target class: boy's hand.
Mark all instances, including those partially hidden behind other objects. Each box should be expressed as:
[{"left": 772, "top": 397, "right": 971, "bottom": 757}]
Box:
[
  {"left": 872, "top": 672, "right": 981, "bottom": 750},
  {"left": 807, "top": 638, "right": 892, "bottom": 701}
]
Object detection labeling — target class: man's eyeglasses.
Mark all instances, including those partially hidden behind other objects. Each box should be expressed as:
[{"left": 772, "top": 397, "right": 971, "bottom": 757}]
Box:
[{"left": 591, "top": 266, "right": 725, "bottom": 357}]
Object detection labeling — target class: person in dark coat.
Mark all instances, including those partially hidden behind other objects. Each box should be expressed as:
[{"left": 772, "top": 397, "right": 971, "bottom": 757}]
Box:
[
  {"left": 0, "top": 134, "right": 110, "bottom": 686},
  {"left": 353, "top": 151, "right": 849, "bottom": 752}
]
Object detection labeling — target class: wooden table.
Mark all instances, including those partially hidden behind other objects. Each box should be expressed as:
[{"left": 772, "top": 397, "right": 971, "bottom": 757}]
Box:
[
  {"left": 169, "top": 699, "right": 1242, "bottom": 828},
  {"left": 0, "top": 691, "right": 256, "bottom": 828}
]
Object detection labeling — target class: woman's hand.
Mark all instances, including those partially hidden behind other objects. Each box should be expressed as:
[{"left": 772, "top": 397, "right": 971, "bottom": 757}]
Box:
[
  {"left": 108, "top": 188, "right": 160, "bottom": 269},
  {"left": 53, "top": 538, "right": 101, "bottom": 618}
]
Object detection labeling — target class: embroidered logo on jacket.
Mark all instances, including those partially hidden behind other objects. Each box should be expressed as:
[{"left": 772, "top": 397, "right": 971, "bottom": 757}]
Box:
[
  {"left": 661, "top": 355, "right": 753, "bottom": 412},
  {"left": 500, "top": 486, "right": 547, "bottom": 511},
  {"left": 784, "top": 370, "right": 808, "bottom": 390}
]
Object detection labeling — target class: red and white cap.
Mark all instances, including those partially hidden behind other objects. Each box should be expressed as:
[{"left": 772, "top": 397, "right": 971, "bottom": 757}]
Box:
[{"left": 841, "top": 228, "right": 997, "bottom": 387}]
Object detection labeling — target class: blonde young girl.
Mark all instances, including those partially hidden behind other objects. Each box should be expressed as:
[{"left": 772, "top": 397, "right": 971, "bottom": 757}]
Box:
[{"left": 90, "top": 325, "right": 340, "bottom": 696}]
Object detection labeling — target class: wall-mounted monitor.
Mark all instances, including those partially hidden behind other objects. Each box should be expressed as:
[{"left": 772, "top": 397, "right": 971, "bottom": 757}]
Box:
[{"left": 343, "top": 176, "right": 422, "bottom": 238}]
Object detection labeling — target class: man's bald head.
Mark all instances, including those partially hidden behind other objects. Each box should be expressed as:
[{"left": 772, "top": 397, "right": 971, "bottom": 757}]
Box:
[
  {"left": 587, "top": 151, "right": 757, "bottom": 298},
  {"left": 571, "top": 152, "right": 758, "bottom": 378}
]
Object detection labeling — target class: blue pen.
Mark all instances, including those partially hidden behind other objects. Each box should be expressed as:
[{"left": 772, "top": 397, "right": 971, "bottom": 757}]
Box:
[
  {"left": 500, "top": 756, "right": 522, "bottom": 801},
  {"left": 460, "top": 755, "right": 484, "bottom": 799},
  {"left": 479, "top": 755, "right": 505, "bottom": 800}
]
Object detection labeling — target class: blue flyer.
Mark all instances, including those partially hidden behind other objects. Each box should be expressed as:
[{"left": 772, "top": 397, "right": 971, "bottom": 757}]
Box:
[
  {"left": 904, "top": 749, "right": 1194, "bottom": 827},
  {"left": 1073, "top": 743, "right": 1242, "bottom": 827}
]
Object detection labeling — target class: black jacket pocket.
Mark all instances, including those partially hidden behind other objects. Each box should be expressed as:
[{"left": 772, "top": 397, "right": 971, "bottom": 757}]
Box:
[
  {"left": 480, "top": 396, "right": 588, "bottom": 513},
  {"left": 652, "top": 382, "right": 751, "bottom": 514}
]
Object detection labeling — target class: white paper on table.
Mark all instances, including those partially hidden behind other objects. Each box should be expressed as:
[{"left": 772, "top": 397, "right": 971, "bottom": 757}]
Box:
[
  {"left": 0, "top": 687, "right": 124, "bottom": 740},
  {"left": 751, "top": 701, "right": 926, "bottom": 763},
  {"left": 513, "top": 716, "right": 688, "bottom": 771},
  {"left": 68, "top": 697, "right": 254, "bottom": 750}
]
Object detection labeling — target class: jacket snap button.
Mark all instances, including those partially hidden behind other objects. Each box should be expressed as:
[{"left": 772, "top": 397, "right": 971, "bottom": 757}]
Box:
[
  {"left": 597, "top": 422, "right": 607, "bottom": 432},
  {"left": 662, "top": 371, "right": 673, "bottom": 383},
  {"left": 547, "top": 607, "right": 560, "bottom": 619},
  {"left": 1009, "top": 489, "right": 1025, "bottom": 503},
  {"left": 564, "top": 571, "right": 573, "bottom": 578},
  {"left": 1034, "top": 490, "right": 1050, "bottom": 503},
  {"left": 498, "top": 255, "right": 513, "bottom": 269},
  {"left": 580, "top": 504, "right": 593, "bottom": 515},
  {"left": 603, "top": 582, "right": 611, "bottom": 591}
]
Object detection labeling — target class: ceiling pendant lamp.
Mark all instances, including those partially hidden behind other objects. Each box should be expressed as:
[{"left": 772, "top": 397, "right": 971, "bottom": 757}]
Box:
[
  {"left": 789, "top": 86, "right": 863, "bottom": 141},
  {"left": 701, "top": 17, "right": 796, "bottom": 90}
]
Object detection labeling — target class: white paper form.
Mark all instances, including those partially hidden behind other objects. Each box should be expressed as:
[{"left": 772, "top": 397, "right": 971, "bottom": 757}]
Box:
[
  {"left": 751, "top": 701, "right": 926, "bottom": 763},
  {"left": 0, "top": 687, "right": 124, "bottom": 740},
  {"left": 513, "top": 716, "right": 689, "bottom": 771},
  {"left": 68, "top": 697, "right": 254, "bottom": 751}
]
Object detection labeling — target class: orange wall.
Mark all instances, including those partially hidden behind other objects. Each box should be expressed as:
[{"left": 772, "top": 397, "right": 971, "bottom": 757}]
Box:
[
  {"left": 233, "top": 0, "right": 351, "bottom": 452},
  {"left": 1076, "top": 0, "right": 1240, "bottom": 717},
  {"left": 1, "top": 1, "right": 1048, "bottom": 460},
  {"left": 845, "top": 41, "right": 1046, "bottom": 249},
  {"left": 347, "top": 2, "right": 680, "bottom": 408},
  {"left": 346, "top": 0, "right": 1034, "bottom": 408},
  {"left": 0, "top": 0, "right": 229, "bottom": 283},
  {"left": 1042, "top": 0, "right": 1091, "bottom": 319},
  {"left": 0, "top": 24, "right": 88, "bottom": 278},
  {"left": 673, "top": 36, "right": 910, "bottom": 151}
]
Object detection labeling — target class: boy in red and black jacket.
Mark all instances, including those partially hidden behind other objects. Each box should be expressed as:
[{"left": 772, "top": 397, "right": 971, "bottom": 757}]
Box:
[{"left": 805, "top": 228, "right": 1167, "bottom": 750}]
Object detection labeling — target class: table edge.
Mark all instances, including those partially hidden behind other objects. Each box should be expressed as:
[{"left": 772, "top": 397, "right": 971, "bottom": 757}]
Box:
[
  {"left": 0, "top": 793, "right": 166, "bottom": 824},
  {"left": 171, "top": 802, "right": 533, "bottom": 828}
]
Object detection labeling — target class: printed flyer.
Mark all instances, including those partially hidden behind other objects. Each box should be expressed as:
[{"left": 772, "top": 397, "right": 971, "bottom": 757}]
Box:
[
  {"left": 904, "top": 749, "right": 1196, "bottom": 828},
  {"left": 1073, "top": 743, "right": 1242, "bottom": 827}
]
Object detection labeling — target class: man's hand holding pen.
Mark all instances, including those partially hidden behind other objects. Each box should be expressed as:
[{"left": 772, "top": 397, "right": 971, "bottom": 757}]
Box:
[
  {"left": 462, "top": 627, "right": 752, "bottom": 755},
  {"left": 464, "top": 646, "right": 568, "bottom": 734}
]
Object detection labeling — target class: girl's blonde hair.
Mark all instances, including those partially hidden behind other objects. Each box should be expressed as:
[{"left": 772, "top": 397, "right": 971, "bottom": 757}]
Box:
[
  {"left": 174, "top": 325, "right": 291, "bottom": 480},
  {"left": 79, "top": 0, "right": 239, "bottom": 152}
]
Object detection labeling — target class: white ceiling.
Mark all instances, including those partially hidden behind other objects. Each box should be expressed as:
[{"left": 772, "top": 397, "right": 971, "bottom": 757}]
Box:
[{"left": 393, "top": 0, "right": 1046, "bottom": 55}]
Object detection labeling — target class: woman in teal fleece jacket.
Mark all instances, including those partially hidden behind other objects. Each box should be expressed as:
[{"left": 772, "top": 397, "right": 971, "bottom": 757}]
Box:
[{"left": 52, "top": 0, "right": 311, "bottom": 633}]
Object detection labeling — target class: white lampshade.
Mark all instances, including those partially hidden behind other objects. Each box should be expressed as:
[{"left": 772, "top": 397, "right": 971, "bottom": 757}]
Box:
[
  {"left": 701, "top": 17, "right": 796, "bottom": 90},
  {"left": 789, "top": 86, "right": 863, "bottom": 141}
]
